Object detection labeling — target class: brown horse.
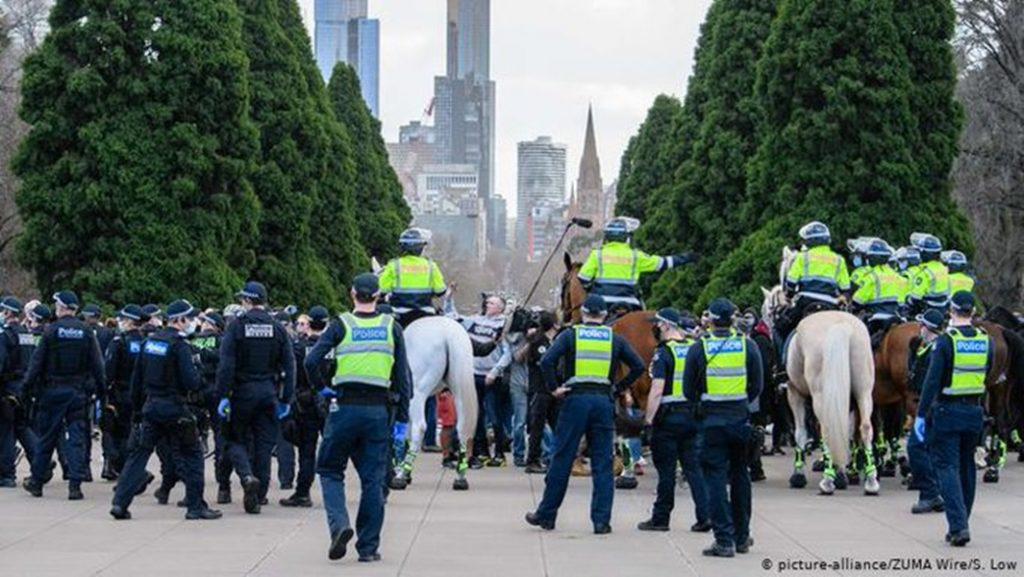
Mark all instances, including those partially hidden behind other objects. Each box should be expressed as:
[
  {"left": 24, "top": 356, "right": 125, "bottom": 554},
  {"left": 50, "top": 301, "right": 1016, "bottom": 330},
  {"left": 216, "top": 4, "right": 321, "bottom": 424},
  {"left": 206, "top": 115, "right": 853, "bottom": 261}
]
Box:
[
  {"left": 874, "top": 320, "right": 1024, "bottom": 482},
  {"left": 559, "top": 253, "right": 657, "bottom": 409}
]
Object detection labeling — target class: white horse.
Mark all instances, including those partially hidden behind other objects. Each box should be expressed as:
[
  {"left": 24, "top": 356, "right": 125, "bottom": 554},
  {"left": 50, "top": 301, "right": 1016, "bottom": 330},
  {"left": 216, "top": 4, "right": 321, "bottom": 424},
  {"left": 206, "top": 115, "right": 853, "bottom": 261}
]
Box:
[{"left": 762, "top": 246, "right": 879, "bottom": 495}]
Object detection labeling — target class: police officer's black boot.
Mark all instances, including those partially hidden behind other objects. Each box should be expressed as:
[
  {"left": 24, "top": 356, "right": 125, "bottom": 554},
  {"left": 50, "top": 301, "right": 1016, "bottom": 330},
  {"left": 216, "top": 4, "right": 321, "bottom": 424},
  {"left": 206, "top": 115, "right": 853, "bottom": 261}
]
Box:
[
  {"left": 22, "top": 478, "right": 42, "bottom": 497},
  {"left": 68, "top": 481, "right": 84, "bottom": 501},
  {"left": 217, "top": 485, "right": 232, "bottom": 504},
  {"left": 279, "top": 492, "right": 313, "bottom": 508},
  {"left": 637, "top": 519, "right": 669, "bottom": 532},
  {"left": 133, "top": 472, "right": 155, "bottom": 496},
  {"left": 690, "top": 520, "right": 712, "bottom": 533},
  {"left": 153, "top": 485, "right": 171, "bottom": 505},
  {"left": 241, "top": 475, "right": 261, "bottom": 514},
  {"left": 101, "top": 459, "right": 118, "bottom": 481},
  {"left": 328, "top": 528, "right": 355, "bottom": 560},
  {"left": 109, "top": 505, "right": 131, "bottom": 520}
]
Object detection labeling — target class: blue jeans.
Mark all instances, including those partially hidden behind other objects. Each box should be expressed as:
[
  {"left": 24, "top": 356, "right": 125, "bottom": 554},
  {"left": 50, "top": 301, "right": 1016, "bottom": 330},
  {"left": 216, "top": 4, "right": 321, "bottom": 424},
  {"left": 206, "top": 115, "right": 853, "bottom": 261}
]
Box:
[
  {"left": 424, "top": 395, "right": 438, "bottom": 447},
  {"left": 701, "top": 421, "right": 752, "bottom": 548},
  {"left": 929, "top": 402, "right": 984, "bottom": 534},
  {"left": 317, "top": 402, "right": 389, "bottom": 557},
  {"left": 276, "top": 431, "right": 296, "bottom": 487},
  {"left": 510, "top": 379, "right": 528, "bottom": 462},
  {"left": 31, "top": 387, "right": 89, "bottom": 485},
  {"left": 907, "top": 429, "right": 938, "bottom": 501},
  {"left": 536, "top": 393, "right": 615, "bottom": 526},
  {"left": 651, "top": 409, "right": 708, "bottom": 526}
]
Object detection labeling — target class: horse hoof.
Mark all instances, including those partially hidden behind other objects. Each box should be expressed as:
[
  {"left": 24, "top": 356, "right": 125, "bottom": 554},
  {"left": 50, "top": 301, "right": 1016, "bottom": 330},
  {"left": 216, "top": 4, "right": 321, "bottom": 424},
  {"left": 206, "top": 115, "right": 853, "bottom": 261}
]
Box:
[
  {"left": 846, "top": 473, "right": 860, "bottom": 487},
  {"left": 864, "top": 476, "right": 880, "bottom": 496},
  {"left": 389, "top": 477, "right": 408, "bottom": 491},
  {"left": 879, "top": 464, "right": 896, "bottom": 478},
  {"left": 789, "top": 473, "right": 807, "bottom": 489},
  {"left": 834, "top": 473, "right": 848, "bottom": 491},
  {"left": 615, "top": 476, "right": 638, "bottom": 490},
  {"left": 818, "top": 478, "right": 835, "bottom": 495},
  {"left": 452, "top": 478, "right": 469, "bottom": 491},
  {"left": 811, "top": 460, "right": 826, "bottom": 473},
  {"left": 982, "top": 470, "right": 999, "bottom": 484}
]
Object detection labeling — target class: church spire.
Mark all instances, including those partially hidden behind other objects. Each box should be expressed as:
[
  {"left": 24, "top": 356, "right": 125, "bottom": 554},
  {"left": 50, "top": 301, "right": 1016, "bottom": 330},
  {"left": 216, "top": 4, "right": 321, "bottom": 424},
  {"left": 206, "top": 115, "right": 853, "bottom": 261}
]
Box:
[{"left": 576, "top": 104, "right": 604, "bottom": 221}]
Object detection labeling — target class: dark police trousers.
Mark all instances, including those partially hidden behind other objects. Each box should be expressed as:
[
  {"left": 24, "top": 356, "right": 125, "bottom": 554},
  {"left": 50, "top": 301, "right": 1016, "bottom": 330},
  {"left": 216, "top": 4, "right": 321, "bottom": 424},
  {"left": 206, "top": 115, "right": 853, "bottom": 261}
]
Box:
[
  {"left": 650, "top": 407, "right": 708, "bottom": 526},
  {"left": 289, "top": 401, "right": 323, "bottom": 497},
  {"left": 31, "top": 386, "right": 89, "bottom": 484},
  {"left": 224, "top": 382, "right": 278, "bottom": 498},
  {"left": 701, "top": 420, "right": 752, "bottom": 547},
  {"left": 929, "top": 401, "right": 984, "bottom": 534},
  {"left": 113, "top": 400, "right": 205, "bottom": 514},
  {"left": 535, "top": 391, "right": 615, "bottom": 526},
  {"left": 906, "top": 429, "right": 939, "bottom": 502},
  {"left": 526, "top": 392, "right": 559, "bottom": 464},
  {"left": 1, "top": 400, "right": 40, "bottom": 481},
  {"left": 317, "top": 400, "right": 389, "bottom": 557}
]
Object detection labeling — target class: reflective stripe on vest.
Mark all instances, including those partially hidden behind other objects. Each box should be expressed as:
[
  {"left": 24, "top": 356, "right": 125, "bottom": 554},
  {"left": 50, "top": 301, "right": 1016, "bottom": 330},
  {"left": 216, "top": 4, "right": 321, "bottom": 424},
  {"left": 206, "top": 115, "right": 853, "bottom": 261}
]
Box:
[
  {"left": 701, "top": 330, "right": 748, "bottom": 402},
  {"left": 595, "top": 244, "right": 639, "bottom": 286},
  {"left": 918, "top": 261, "right": 951, "bottom": 303},
  {"left": 568, "top": 325, "right": 613, "bottom": 386},
  {"left": 800, "top": 246, "right": 844, "bottom": 286},
  {"left": 943, "top": 328, "right": 988, "bottom": 396},
  {"left": 950, "top": 272, "right": 975, "bottom": 295},
  {"left": 333, "top": 313, "right": 395, "bottom": 388},
  {"left": 393, "top": 257, "right": 436, "bottom": 294},
  {"left": 662, "top": 340, "right": 692, "bottom": 404}
]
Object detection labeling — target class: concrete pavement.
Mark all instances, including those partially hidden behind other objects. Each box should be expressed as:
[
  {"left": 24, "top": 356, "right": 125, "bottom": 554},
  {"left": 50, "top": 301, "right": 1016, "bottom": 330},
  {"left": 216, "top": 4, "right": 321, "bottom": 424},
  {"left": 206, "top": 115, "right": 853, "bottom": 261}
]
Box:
[{"left": 1, "top": 446, "right": 1023, "bottom": 576}]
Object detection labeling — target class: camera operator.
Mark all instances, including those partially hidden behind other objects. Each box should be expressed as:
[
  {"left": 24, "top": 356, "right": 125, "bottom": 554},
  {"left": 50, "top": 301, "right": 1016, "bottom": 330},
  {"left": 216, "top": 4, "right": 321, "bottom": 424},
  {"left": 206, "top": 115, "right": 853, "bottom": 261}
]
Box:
[{"left": 519, "top": 310, "right": 560, "bottom": 474}]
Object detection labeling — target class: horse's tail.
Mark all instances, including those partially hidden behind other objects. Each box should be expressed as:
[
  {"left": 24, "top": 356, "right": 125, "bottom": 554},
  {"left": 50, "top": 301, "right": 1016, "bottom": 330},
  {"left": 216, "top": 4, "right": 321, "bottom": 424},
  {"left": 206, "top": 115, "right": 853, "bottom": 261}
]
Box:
[
  {"left": 445, "top": 325, "right": 478, "bottom": 452},
  {"left": 820, "top": 323, "right": 852, "bottom": 467}
]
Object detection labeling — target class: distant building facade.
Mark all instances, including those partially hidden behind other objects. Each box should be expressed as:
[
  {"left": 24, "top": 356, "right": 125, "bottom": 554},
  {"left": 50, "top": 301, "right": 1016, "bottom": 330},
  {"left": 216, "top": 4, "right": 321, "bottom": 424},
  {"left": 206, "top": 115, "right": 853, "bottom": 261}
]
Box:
[
  {"left": 315, "top": 0, "right": 380, "bottom": 117},
  {"left": 516, "top": 136, "right": 567, "bottom": 254}
]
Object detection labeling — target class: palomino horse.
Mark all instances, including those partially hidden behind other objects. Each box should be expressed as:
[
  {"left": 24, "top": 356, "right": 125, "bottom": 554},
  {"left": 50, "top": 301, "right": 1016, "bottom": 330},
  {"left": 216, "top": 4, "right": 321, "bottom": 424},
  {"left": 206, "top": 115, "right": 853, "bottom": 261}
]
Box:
[
  {"left": 765, "top": 246, "right": 879, "bottom": 495},
  {"left": 875, "top": 318, "right": 1024, "bottom": 482}
]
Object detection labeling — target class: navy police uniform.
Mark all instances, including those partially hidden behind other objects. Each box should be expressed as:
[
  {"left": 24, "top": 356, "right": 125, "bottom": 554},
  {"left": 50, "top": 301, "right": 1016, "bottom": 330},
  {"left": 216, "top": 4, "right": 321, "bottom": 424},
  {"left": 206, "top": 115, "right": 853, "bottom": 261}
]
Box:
[
  {"left": 101, "top": 313, "right": 146, "bottom": 477},
  {"left": 1, "top": 298, "right": 42, "bottom": 484}
]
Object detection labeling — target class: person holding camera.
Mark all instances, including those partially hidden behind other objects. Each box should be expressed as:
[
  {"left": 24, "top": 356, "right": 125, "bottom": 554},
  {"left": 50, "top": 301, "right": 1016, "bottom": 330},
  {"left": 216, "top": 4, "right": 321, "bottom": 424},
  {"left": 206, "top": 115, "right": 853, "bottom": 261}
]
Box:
[{"left": 518, "top": 309, "right": 560, "bottom": 474}]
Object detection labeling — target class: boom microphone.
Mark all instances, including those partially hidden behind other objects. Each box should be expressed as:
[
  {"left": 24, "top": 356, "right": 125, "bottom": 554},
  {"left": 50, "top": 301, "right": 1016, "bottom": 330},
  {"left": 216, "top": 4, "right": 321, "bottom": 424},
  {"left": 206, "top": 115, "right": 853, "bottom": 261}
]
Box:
[{"left": 571, "top": 217, "right": 593, "bottom": 229}]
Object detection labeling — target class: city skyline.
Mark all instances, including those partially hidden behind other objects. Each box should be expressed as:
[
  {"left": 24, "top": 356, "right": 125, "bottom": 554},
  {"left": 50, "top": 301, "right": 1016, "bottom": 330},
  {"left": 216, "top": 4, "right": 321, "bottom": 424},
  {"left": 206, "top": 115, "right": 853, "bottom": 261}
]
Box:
[
  {"left": 298, "top": 0, "right": 710, "bottom": 215},
  {"left": 313, "top": 0, "right": 380, "bottom": 117}
]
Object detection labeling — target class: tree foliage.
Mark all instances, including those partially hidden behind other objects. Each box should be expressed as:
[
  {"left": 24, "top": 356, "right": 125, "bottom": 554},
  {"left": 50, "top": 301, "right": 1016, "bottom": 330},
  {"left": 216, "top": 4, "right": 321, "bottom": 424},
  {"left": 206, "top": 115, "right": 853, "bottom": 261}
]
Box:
[
  {"left": 614, "top": 94, "right": 684, "bottom": 224},
  {"left": 14, "top": 0, "right": 261, "bottom": 305},
  {"left": 327, "top": 62, "right": 411, "bottom": 262}
]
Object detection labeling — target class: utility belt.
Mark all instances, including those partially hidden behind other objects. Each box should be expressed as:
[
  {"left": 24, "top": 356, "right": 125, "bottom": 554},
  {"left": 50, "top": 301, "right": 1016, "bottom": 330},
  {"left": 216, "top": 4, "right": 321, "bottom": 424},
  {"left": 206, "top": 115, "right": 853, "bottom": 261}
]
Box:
[
  {"left": 43, "top": 375, "right": 87, "bottom": 390},
  {"left": 659, "top": 402, "right": 693, "bottom": 413},
  {"left": 568, "top": 383, "right": 612, "bottom": 396},
  {"left": 333, "top": 383, "right": 391, "bottom": 406},
  {"left": 938, "top": 394, "right": 983, "bottom": 406}
]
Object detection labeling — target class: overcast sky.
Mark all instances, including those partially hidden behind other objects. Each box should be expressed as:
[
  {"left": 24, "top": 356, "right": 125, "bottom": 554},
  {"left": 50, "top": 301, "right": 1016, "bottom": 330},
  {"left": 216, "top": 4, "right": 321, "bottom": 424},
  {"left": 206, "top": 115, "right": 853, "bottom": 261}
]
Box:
[{"left": 298, "top": 0, "right": 712, "bottom": 214}]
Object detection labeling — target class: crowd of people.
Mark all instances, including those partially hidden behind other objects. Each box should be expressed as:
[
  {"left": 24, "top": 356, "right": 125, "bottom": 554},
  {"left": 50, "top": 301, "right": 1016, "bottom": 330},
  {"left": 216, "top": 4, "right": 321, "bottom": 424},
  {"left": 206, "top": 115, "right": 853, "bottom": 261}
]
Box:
[{"left": 0, "top": 217, "right": 996, "bottom": 562}]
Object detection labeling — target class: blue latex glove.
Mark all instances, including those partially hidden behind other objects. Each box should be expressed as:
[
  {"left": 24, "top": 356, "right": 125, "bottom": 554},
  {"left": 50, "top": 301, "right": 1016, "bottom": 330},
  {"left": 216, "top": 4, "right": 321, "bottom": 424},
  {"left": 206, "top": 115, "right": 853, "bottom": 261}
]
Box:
[
  {"left": 393, "top": 422, "right": 409, "bottom": 443},
  {"left": 217, "top": 398, "right": 231, "bottom": 419},
  {"left": 914, "top": 416, "right": 926, "bottom": 442},
  {"left": 276, "top": 402, "right": 291, "bottom": 420},
  {"left": 94, "top": 399, "right": 102, "bottom": 422},
  {"left": 318, "top": 387, "right": 337, "bottom": 399}
]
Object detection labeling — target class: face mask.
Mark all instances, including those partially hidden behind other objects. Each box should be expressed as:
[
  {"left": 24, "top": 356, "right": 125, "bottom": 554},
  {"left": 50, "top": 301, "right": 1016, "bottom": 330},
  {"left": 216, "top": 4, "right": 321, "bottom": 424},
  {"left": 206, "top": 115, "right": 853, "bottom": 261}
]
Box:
[{"left": 183, "top": 320, "right": 198, "bottom": 336}]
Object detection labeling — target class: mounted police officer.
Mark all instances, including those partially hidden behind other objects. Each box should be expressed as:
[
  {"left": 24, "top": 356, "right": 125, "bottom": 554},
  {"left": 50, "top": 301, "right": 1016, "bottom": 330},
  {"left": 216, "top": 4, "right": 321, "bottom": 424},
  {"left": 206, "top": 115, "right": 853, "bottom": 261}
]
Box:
[
  {"left": 943, "top": 251, "right": 975, "bottom": 296},
  {"left": 776, "top": 221, "right": 851, "bottom": 348},
  {"left": 907, "top": 233, "right": 951, "bottom": 316},
  {"left": 907, "top": 309, "right": 945, "bottom": 515},
  {"left": 847, "top": 237, "right": 872, "bottom": 291},
  {"left": 685, "top": 298, "right": 763, "bottom": 558},
  {"left": 216, "top": 281, "right": 295, "bottom": 515},
  {"left": 637, "top": 308, "right": 710, "bottom": 534},
  {"left": 913, "top": 291, "right": 992, "bottom": 547},
  {"left": 20, "top": 292, "right": 106, "bottom": 500},
  {"left": 280, "top": 306, "right": 334, "bottom": 508},
  {"left": 525, "top": 295, "right": 645, "bottom": 534},
  {"left": 1, "top": 297, "right": 41, "bottom": 487},
  {"left": 851, "top": 239, "right": 907, "bottom": 346},
  {"left": 100, "top": 305, "right": 148, "bottom": 481},
  {"left": 893, "top": 246, "right": 923, "bottom": 282},
  {"left": 306, "top": 273, "right": 412, "bottom": 563},
  {"left": 378, "top": 228, "right": 449, "bottom": 328},
  {"left": 577, "top": 217, "right": 696, "bottom": 315},
  {"left": 109, "top": 300, "right": 221, "bottom": 521}
]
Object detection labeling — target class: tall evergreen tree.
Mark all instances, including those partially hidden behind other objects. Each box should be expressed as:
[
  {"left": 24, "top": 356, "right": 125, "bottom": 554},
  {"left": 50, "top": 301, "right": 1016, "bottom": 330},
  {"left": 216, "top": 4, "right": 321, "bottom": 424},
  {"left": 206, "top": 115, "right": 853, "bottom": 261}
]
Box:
[
  {"left": 614, "top": 95, "right": 684, "bottom": 223},
  {"left": 327, "top": 62, "right": 411, "bottom": 261},
  {"left": 14, "top": 0, "right": 260, "bottom": 305},
  {"left": 236, "top": 0, "right": 365, "bottom": 308},
  {"left": 705, "top": 0, "right": 971, "bottom": 308}
]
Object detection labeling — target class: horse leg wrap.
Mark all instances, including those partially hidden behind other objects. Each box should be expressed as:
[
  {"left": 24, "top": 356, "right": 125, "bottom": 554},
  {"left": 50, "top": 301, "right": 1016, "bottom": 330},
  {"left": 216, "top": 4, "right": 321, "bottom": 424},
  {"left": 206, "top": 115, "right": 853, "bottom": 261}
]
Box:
[
  {"left": 1011, "top": 430, "right": 1022, "bottom": 447},
  {"left": 822, "top": 443, "right": 836, "bottom": 480},
  {"left": 862, "top": 444, "right": 877, "bottom": 477},
  {"left": 998, "top": 438, "right": 1008, "bottom": 469},
  {"left": 401, "top": 451, "right": 418, "bottom": 474},
  {"left": 457, "top": 451, "right": 469, "bottom": 476},
  {"left": 794, "top": 447, "right": 805, "bottom": 471},
  {"left": 619, "top": 440, "right": 635, "bottom": 476}
]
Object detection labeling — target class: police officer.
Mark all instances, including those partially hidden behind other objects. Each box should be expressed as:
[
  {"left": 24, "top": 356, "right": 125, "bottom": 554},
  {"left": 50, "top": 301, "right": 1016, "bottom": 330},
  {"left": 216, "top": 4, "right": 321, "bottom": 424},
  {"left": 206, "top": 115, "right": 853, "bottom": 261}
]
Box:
[
  {"left": 907, "top": 309, "right": 945, "bottom": 515},
  {"left": 525, "top": 295, "right": 645, "bottom": 534},
  {"left": 280, "top": 306, "right": 334, "bottom": 508},
  {"left": 908, "top": 233, "right": 951, "bottom": 316},
  {"left": 216, "top": 281, "right": 295, "bottom": 514},
  {"left": 577, "top": 217, "right": 696, "bottom": 314},
  {"left": 684, "top": 298, "right": 763, "bottom": 558},
  {"left": 894, "top": 246, "right": 923, "bottom": 281},
  {"left": 522, "top": 310, "right": 560, "bottom": 474},
  {"left": 189, "top": 311, "right": 235, "bottom": 505},
  {"left": 142, "top": 304, "right": 164, "bottom": 335},
  {"left": 1, "top": 297, "right": 41, "bottom": 487},
  {"left": 20, "top": 291, "right": 106, "bottom": 500},
  {"left": 82, "top": 304, "right": 115, "bottom": 353},
  {"left": 306, "top": 274, "right": 411, "bottom": 563},
  {"left": 100, "top": 305, "right": 148, "bottom": 480},
  {"left": 851, "top": 239, "right": 907, "bottom": 342},
  {"left": 637, "top": 308, "right": 710, "bottom": 533},
  {"left": 943, "top": 251, "right": 975, "bottom": 295},
  {"left": 777, "top": 221, "right": 851, "bottom": 346},
  {"left": 847, "top": 237, "right": 872, "bottom": 291},
  {"left": 913, "top": 291, "right": 991, "bottom": 546},
  {"left": 378, "top": 228, "right": 448, "bottom": 328},
  {"left": 109, "top": 300, "right": 221, "bottom": 520}
]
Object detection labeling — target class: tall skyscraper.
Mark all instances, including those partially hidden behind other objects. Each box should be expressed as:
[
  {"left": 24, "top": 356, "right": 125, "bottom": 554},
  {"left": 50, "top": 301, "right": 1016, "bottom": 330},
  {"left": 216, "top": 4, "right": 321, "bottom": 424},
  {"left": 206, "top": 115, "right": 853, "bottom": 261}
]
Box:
[
  {"left": 315, "top": 0, "right": 380, "bottom": 117},
  {"left": 569, "top": 106, "right": 606, "bottom": 226},
  {"left": 517, "top": 137, "right": 567, "bottom": 258},
  {"left": 434, "top": 0, "right": 497, "bottom": 245}
]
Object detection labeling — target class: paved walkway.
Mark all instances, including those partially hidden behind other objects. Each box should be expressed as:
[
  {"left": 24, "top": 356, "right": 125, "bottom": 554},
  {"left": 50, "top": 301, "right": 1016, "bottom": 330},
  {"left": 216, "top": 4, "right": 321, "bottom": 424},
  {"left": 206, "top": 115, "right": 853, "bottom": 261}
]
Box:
[{"left": 1, "top": 447, "right": 1023, "bottom": 576}]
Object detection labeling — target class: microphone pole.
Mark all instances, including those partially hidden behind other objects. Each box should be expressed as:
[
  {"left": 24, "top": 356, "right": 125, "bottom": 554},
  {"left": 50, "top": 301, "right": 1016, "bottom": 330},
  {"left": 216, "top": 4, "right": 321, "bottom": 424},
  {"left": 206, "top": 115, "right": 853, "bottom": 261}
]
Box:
[{"left": 522, "top": 218, "right": 593, "bottom": 306}]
